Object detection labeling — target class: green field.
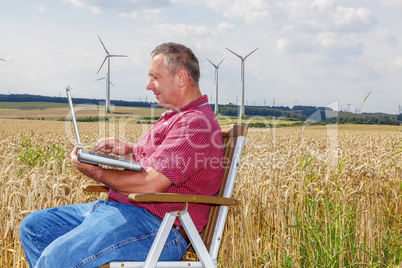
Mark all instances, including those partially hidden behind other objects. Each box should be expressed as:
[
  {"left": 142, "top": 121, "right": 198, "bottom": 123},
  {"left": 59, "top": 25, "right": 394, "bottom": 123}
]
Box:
[
  {"left": 0, "top": 102, "right": 165, "bottom": 119},
  {"left": 0, "top": 102, "right": 69, "bottom": 109}
]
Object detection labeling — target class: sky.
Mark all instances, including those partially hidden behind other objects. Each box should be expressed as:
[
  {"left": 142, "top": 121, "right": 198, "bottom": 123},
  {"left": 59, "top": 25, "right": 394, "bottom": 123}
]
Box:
[{"left": 0, "top": 0, "right": 401, "bottom": 114}]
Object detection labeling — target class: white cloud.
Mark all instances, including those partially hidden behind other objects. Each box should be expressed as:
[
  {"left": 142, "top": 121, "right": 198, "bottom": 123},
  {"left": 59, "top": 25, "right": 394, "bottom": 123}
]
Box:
[
  {"left": 391, "top": 56, "right": 402, "bottom": 68},
  {"left": 274, "top": 1, "right": 380, "bottom": 60},
  {"left": 117, "top": 9, "right": 161, "bottom": 22},
  {"left": 172, "top": 0, "right": 376, "bottom": 35},
  {"left": 37, "top": 6, "right": 47, "bottom": 12},
  {"left": 287, "top": 4, "right": 377, "bottom": 33},
  {"left": 315, "top": 32, "right": 365, "bottom": 55},
  {"left": 366, "top": 0, "right": 402, "bottom": 9},
  {"left": 330, "top": 6, "right": 377, "bottom": 32},
  {"left": 205, "top": 0, "right": 270, "bottom": 23},
  {"left": 117, "top": 11, "right": 139, "bottom": 19},
  {"left": 277, "top": 31, "right": 365, "bottom": 58},
  {"left": 203, "top": 0, "right": 378, "bottom": 60},
  {"left": 276, "top": 36, "right": 316, "bottom": 55},
  {"left": 65, "top": 0, "right": 102, "bottom": 14},
  {"left": 216, "top": 22, "right": 235, "bottom": 32},
  {"left": 137, "top": 23, "right": 211, "bottom": 52},
  {"left": 159, "top": 23, "right": 209, "bottom": 37},
  {"left": 64, "top": 0, "right": 169, "bottom": 14},
  {"left": 310, "top": 0, "right": 335, "bottom": 12},
  {"left": 374, "top": 27, "right": 398, "bottom": 47}
]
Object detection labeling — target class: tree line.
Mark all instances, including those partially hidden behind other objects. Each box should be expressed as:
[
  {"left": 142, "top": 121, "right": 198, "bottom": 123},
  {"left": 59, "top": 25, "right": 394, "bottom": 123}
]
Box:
[
  {"left": 0, "top": 94, "right": 160, "bottom": 108},
  {"left": 1, "top": 94, "right": 401, "bottom": 126}
]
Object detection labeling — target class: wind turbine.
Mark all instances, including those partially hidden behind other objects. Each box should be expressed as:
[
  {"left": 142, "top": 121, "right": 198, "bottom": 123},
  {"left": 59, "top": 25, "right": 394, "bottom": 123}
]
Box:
[
  {"left": 95, "top": 74, "right": 115, "bottom": 87},
  {"left": 206, "top": 58, "right": 225, "bottom": 115},
  {"left": 97, "top": 36, "right": 128, "bottom": 113},
  {"left": 225, "top": 47, "right": 259, "bottom": 118}
]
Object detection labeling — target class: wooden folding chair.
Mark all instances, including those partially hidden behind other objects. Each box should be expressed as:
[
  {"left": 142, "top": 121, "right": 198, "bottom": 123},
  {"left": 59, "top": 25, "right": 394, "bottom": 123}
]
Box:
[{"left": 83, "top": 124, "right": 248, "bottom": 268}]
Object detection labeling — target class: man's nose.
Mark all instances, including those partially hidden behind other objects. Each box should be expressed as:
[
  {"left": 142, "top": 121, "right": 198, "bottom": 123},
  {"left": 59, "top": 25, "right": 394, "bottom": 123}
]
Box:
[{"left": 146, "top": 79, "right": 155, "bottom": 91}]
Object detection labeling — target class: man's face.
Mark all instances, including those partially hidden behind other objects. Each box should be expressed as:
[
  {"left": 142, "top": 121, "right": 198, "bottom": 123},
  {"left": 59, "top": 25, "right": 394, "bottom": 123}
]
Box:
[{"left": 146, "top": 54, "right": 180, "bottom": 110}]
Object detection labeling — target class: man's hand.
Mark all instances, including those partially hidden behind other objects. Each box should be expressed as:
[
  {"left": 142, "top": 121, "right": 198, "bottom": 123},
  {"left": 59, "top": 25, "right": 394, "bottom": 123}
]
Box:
[
  {"left": 94, "top": 138, "right": 134, "bottom": 156},
  {"left": 70, "top": 146, "right": 101, "bottom": 180},
  {"left": 70, "top": 146, "right": 172, "bottom": 195}
]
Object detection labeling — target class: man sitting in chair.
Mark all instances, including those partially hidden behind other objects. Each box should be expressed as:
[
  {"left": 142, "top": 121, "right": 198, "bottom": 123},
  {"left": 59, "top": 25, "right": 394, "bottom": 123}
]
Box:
[{"left": 19, "top": 42, "right": 224, "bottom": 267}]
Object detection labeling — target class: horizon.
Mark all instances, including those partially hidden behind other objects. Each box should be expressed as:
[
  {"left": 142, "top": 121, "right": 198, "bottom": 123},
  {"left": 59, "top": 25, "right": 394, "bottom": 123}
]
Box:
[{"left": 1, "top": 92, "right": 401, "bottom": 115}]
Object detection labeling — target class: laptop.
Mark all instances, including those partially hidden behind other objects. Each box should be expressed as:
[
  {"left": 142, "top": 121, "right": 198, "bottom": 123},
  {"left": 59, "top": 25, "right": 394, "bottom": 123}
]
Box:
[{"left": 66, "top": 86, "right": 143, "bottom": 172}]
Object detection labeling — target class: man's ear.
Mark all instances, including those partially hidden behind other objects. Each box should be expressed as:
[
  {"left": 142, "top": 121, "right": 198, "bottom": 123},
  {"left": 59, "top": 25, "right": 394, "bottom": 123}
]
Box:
[{"left": 176, "top": 69, "right": 189, "bottom": 87}]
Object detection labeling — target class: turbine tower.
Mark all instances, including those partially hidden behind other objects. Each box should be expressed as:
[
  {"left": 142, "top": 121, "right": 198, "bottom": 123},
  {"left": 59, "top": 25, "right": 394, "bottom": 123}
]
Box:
[
  {"left": 225, "top": 47, "right": 259, "bottom": 118},
  {"left": 97, "top": 36, "right": 128, "bottom": 113},
  {"left": 206, "top": 58, "right": 225, "bottom": 115}
]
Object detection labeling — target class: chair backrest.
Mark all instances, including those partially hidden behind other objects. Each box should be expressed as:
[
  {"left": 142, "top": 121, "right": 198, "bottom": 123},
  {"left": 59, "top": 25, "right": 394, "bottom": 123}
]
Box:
[{"left": 199, "top": 124, "right": 248, "bottom": 256}]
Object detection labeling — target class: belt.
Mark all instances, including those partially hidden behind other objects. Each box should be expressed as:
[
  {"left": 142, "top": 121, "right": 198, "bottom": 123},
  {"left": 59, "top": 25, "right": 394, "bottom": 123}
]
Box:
[{"left": 173, "top": 224, "right": 190, "bottom": 245}]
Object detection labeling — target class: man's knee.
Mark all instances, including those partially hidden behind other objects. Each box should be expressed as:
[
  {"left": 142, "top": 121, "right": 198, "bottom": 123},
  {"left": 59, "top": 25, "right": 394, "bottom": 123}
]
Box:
[
  {"left": 20, "top": 209, "right": 76, "bottom": 251},
  {"left": 19, "top": 211, "right": 49, "bottom": 268},
  {"left": 19, "top": 210, "right": 41, "bottom": 241},
  {"left": 35, "top": 242, "right": 76, "bottom": 268}
]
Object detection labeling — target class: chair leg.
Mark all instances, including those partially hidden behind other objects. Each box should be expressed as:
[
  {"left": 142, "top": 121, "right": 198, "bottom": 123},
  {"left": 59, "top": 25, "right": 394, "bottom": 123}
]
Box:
[
  {"left": 122, "top": 208, "right": 217, "bottom": 268},
  {"left": 179, "top": 211, "right": 217, "bottom": 267},
  {"left": 143, "top": 212, "right": 177, "bottom": 268}
]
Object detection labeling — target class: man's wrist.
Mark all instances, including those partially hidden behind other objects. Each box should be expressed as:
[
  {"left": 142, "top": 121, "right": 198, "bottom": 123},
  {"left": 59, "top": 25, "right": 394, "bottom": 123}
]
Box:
[{"left": 92, "top": 165, "right": 106, "bottom": 184}]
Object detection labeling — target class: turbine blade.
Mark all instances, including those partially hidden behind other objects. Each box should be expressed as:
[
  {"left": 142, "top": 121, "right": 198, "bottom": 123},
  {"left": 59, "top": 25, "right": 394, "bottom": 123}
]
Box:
[
  {"left": 244, "top": 47, "right": 259, "bottom": 59},
  {"left": 0, "top": 58, "right": 5, "bottom": 61},
  {"left": 109, "top": 81, "right": 115, "bottom": 87},
  {"left": 97, "top": 56, "right": 108, "bottom": 74},
  {"left": 109, "top": 55, "right": 128, "bottom": 57},
  {"left": 217, "top": 58, "right": 225, "bottom": 67},
  {"left": 98, "top": 36, "right": 110, "bottom": 55},
  {"left": 206, "top": 58, "right": 217, "bottom": 68},
  {"left": 225, "top": 47, "right": 242, "bottom": 59},
  {"left": 95, "top": 77, "right": 106, "bottom": 81}
]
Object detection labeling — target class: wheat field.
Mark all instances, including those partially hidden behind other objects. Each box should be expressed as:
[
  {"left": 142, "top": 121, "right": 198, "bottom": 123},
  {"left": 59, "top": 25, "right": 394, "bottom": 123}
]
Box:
[{"left": 0, "top": 119, "right": 401, "bottom": 267}]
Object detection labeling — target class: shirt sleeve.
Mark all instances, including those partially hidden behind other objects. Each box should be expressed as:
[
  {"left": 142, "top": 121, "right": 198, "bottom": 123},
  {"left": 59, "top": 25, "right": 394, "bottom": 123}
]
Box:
[{"left": 145, "top": 111, "right": 212, "bottom": 186}]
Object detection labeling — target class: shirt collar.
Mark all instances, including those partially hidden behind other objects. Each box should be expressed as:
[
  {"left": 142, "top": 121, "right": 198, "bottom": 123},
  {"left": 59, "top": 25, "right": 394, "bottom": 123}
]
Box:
[{"left": 161, "top": 95, "right": 209, "bottom": 119}]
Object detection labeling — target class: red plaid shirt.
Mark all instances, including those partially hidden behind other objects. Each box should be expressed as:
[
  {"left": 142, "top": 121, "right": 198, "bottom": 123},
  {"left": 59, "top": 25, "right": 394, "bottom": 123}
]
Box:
[{"left": 108, "top": 95, "right": 224, "bottom": 232}]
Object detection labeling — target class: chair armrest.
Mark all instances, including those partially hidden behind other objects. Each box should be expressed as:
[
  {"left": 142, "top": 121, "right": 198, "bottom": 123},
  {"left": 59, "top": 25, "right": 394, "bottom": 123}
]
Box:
[
  {"left": 83, "top": 186, "right": 239, "bottom": 206},
  {"left": 128, "top": 193, "right": 239, "bottom": 206},
  {"left": 82, "top": 184, "right": 110, "bottom": 192}
]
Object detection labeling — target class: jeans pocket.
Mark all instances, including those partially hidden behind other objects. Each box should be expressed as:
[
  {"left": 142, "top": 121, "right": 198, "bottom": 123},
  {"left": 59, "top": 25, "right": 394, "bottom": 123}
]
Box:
[{"left": 92, "top": 200, "right": 106, "bottom": 212}]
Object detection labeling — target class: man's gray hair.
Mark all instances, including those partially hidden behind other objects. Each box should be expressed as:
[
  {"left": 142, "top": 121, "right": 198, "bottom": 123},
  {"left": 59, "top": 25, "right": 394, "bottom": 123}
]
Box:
[{"left": 151, "top": 42, "right": 200, "bottom": 86}]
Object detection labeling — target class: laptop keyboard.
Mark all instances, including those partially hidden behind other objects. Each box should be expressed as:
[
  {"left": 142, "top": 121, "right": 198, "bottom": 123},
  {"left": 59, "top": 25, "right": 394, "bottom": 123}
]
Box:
[{"left": 84, "top": 150, "right": 122, "bottom": 161}]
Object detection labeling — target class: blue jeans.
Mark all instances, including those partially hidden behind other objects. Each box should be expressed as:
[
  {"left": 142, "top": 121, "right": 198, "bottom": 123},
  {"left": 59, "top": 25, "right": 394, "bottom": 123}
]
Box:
[{"left": 19, "top": 200, "right": 188, "bottom": 268}]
